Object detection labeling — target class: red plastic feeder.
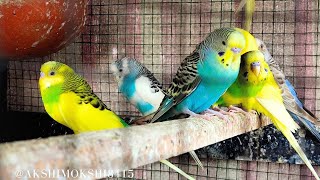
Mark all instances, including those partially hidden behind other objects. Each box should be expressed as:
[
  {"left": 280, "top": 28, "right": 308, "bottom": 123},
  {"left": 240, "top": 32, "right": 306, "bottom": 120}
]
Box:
[{"left": 0, "top": 0, "right": 89, "bottom": 60}]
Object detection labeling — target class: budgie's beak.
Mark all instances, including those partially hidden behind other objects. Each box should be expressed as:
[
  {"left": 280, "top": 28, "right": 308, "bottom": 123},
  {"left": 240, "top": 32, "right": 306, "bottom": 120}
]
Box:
[{"left": 250, "top": 61, "right": 261, "bottom": 77}]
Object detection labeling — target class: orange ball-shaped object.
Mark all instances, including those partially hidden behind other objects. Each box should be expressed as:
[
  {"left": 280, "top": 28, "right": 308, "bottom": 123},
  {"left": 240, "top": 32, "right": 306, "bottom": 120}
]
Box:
[{"left": 0, "top": 0, "right": 88, "bottom": 60}]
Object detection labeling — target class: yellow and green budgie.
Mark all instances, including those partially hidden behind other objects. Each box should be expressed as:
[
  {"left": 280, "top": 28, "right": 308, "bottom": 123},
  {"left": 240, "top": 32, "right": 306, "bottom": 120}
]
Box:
[
  {"left": 216, "top": 51, "right": 320, "bottom": 180},
  {"left": 39, "top": 61, "right": 195, "bottom": 180}
]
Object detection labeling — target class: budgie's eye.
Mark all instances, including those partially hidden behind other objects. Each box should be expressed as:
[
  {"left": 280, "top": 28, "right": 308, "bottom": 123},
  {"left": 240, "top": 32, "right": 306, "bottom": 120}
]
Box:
[
  {"left": 218, "top": 52, "right": 225, "bottom": 56},
  {"left": 119, "top": 68, "right": 123, "bottom": 72},
  {"left": 49, "top": 71, "right": 55, "bottom": 76},
  {"left": 260, "top": 44, "right": 264, "bottom": 50},
  {"left": 222, "top": 41, "right": 226, "bottom": 45}
]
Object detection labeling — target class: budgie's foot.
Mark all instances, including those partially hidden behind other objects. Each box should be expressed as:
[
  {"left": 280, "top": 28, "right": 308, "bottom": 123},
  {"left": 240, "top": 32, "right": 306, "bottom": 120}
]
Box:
[
  {"left": 183, "top": 109, "right": 215, "bottom": 121},
  {"left": 211, "top": 106, "right": 229, "bottom": 114},
  {"left": 201, "top": 109, "right": 230, "bottom": 121},
  {"left": 211, "top": 106, "right": 238, "bottom": 120},
  {"left": 228, "top": 106, "right": 253, "bottom": 120}
]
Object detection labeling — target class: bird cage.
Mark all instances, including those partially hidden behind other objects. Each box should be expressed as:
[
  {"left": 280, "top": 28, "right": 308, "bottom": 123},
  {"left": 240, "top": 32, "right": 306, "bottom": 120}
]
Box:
[{"left": 1, "top": 0, "right": 320, "bottom": 179}]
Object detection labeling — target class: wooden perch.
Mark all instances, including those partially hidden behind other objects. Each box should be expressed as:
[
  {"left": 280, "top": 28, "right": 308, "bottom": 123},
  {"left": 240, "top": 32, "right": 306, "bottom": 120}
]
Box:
[{"left": 0, "top": 111, "right": 272, "bottom": 179}]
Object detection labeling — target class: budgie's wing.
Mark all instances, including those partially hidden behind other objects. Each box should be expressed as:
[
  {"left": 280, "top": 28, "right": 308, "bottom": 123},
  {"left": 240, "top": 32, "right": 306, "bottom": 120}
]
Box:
[
  {"left": 256, "top": 97, "right": 299, "bottom": 132},
  {"left": 72, "top": 78, "right": 128, "bottom": 129},
  {"left": 285, "top": 80, "right": 318, "bottom": 119},
  {"left": 283, "top": 82, "right": 319, "bottom": 122},
  {"left": 269, "top": 62, "right": 319, "bottom": 125},
  {"left": 151, "top": 51, "right": 201, "bottom": 122},
  {"left": 145, "top": 69, "right": 166, "bottom": 94},
  {"left": 258, "top": 37, "right": 320, "bottom": 125},
  {"left": 288, "top": 111, "right": 320, "bottom": 142}
]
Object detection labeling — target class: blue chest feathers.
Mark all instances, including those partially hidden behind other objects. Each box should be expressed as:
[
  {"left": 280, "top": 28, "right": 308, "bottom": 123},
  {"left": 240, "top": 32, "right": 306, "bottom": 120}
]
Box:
[
  {"left": 120, "top": 76, "right": 155, "bottom": 115},
  {"left": 176, "top": 49, "right": 239, "bottom": 113},
  {"left": 120, "top": 76, "right": 136, "bottom": 98}
]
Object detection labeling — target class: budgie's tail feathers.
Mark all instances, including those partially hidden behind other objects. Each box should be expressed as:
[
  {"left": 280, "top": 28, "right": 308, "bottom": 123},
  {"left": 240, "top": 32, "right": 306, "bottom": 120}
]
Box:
[
  {"left": 150, "top": 98, "right": 175, "bottom": 123},
  {"left": 160, "top": 159, "right": 195, "bottom": 180},
  {"left": 235, "top": 0, "right": 247, "bottom": 14},
  {"left": 289, "top": 111, "right": 320, "bottom": 143},
  {"left": 273, "top": 120, "right": 320, "bottom": 180},
  {"left": 256, "top": 98, "right": 320, "bottom": 180},
  {"left": 269, "top": 65, "right": 319, "bottom": 126},
  {"left": 282, "top": 85, "right": 320, "bottom": 126},
  {"left": 234, "top": 0, "right": 256, "bottom": 32},
  {"left": 189, "top": 150, "right": 204, "bottom": 169}
]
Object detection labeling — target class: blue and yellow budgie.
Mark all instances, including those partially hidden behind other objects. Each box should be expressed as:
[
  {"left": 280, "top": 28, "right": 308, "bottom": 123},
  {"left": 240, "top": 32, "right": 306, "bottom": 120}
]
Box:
[
  {"left": 151, "top": 27, "right": 246, "bottom": 122},
  {"left": 39, "top": 61, "right": 195, "bottom": 180},
  {"left": 110, "top": 57, "right": 204, "bottom": 169},
  {"left": 216, "top": 50, "right": 320, "bottom": 179},
  {"left": 256, "top": 38, "right": 320, "bottom": 142}
]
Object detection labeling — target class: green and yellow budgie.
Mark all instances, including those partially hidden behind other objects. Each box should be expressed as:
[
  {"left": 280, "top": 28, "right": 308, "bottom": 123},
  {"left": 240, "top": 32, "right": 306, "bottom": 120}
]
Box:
[
  {"left": 39, "top": 61, "right": 127, "bottom": 133},
  {"left": 216, "top": 51, "right": 320, "bottom": 180},
  {"left": 39, "top": 61, "right": 195, "bottom": 180}
]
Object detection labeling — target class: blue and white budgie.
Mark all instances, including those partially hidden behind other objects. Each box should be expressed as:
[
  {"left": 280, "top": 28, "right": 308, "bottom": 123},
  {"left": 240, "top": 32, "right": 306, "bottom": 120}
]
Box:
[
  {"left": 110, "top": 57, "right": 204, "bottom": 169},
  {"left": 110, "top": 57, "right": 165, "bottom": 116},
  {"left": 256, "top": 38, "right": 320, "bottom": 142},
  {"left": 150, "top": 27, "right": 246, "bottom": 122}
]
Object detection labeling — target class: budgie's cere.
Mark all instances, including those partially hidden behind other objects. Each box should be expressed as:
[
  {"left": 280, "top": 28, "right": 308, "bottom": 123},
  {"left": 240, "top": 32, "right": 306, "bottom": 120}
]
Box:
[
  {"left": 216, "top": 50, "right": 320, "bottom": 180},
  {"left": 39, "top": 61, "right": 195, "bottom": 180},
  {"left": 151, "top": 27, "right": 246, "bottom": 122},
  {"left": 110, "top": 57, "right": 165, "bottom": 116},
  {"left": 39, "top": 61, "right": 127, "bottom": 134}
]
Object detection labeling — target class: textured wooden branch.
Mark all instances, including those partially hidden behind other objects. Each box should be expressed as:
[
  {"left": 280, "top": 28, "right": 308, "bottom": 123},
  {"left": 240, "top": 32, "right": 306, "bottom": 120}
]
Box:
[{"left": 0, "top": 111, "right": 272, "bottom": 179}]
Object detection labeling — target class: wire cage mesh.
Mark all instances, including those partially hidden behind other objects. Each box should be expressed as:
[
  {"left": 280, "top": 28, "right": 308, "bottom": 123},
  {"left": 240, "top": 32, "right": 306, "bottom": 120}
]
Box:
[{"left": 4, "top": 0, "right": 320, "bottom": 179}]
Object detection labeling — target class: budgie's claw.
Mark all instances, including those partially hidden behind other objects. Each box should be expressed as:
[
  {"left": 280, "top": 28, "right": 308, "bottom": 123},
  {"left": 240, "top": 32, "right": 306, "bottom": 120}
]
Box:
[
  {"left": 228, "top": 106, "right": 253, "bottom": 120},
  {"left": 202, "top": 109, "right": 230, "bottom": 121},
  {"left": 211, "top": 107, "right": 238, "bottom": 120},
  {"left": 228, "top": 106, "right": 245, "bottom": 113},
  {"left": 183, "top": 109, "right": 223, "bottom": 121},
  {"left": 212, "top": 106, "right": 229, "bottom": 113}
]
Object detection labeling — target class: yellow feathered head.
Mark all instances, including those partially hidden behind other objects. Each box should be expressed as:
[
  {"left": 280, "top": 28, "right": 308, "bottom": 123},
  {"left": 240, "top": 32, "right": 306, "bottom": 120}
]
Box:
[
  {"left": 238, "top": 50, "right": 271, "bottom": 86},
  {"left": 39, "top": 61, "right": 76, "bottom": 92}
]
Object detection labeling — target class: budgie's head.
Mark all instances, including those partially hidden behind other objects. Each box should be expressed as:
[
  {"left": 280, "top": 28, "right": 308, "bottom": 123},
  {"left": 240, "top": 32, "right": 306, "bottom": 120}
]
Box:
[
  {"left": 238, "top": 50, "right": 271, "bottom": 86},
  {"left": 39, "top": 61, "right": 76, "bottom": 92},
  {"left": 202, "top": 27, "right": 246, "bottom": 69},
  {"left": 110, "top": 57, "right": 145, "bottom": 83},
  {"left": 234, "top": 28, "right": 259, "bottom": 55},
  {"left": 255, "top": 38, "right": 272, "bottom": 63}
]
